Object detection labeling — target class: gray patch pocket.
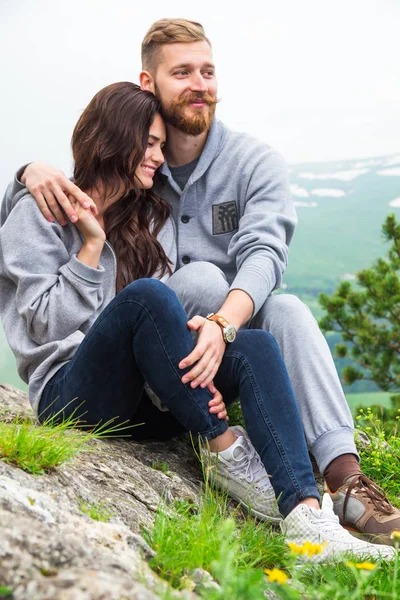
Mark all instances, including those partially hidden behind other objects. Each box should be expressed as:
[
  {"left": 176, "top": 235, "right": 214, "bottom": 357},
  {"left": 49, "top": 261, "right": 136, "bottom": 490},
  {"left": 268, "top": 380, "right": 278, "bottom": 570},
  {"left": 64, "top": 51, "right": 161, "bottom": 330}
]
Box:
[{"left": 212, "top": 201, "right": 239, "bottom": 235}]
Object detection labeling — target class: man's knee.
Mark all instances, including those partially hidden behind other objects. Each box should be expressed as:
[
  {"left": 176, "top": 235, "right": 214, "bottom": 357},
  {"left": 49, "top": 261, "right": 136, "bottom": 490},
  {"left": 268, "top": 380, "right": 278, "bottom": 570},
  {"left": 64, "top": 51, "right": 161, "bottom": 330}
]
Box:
[
  {"left": 254, "top": 293, "right": 316, "bottom": 332},
  {"left": 267, "top": 294, "right": 313, "bottom": 316},
  {"left": 167, "top": 261, "right": 229, "bottom": 317}
]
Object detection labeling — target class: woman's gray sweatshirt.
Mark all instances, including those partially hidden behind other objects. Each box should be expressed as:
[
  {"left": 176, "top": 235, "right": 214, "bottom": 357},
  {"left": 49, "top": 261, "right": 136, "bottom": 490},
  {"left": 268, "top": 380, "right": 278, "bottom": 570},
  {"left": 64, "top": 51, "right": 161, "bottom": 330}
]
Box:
[{"left": 0, "top": 183, "right": 177, "bottom": 415}]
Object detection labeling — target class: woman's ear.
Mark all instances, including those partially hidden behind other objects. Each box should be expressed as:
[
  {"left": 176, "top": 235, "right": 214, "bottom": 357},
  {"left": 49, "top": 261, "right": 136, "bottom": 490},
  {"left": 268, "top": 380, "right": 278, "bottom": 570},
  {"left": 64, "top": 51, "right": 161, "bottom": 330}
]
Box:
[{"left": 139, "top": 71, "right": 155, "bottom": 93}]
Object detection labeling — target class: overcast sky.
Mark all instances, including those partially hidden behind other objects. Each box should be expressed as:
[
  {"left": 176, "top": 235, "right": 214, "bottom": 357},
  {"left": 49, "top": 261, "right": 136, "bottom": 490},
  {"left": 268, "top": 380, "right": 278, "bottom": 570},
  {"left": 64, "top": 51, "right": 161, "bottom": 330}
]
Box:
[{"left": 1, "top": 0, "right": 399, "bottom": 192}]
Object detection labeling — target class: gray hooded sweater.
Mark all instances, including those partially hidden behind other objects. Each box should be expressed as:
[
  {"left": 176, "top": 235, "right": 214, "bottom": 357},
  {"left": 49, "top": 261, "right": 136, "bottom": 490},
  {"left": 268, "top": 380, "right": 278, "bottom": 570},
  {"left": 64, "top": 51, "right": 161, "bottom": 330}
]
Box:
[
  {"left": 154, "top": 118, "right": 297, "bottom": 315},
  {"left": 0, "top": 182, "right": 177, "bottom": 415}
]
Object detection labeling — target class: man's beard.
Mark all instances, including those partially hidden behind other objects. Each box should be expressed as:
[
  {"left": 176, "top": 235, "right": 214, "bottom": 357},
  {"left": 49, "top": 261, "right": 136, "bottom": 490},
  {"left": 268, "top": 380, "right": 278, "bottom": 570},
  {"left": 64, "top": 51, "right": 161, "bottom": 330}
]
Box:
[{"left": 157, "top": 89, "right": 218, "bottom": 136}]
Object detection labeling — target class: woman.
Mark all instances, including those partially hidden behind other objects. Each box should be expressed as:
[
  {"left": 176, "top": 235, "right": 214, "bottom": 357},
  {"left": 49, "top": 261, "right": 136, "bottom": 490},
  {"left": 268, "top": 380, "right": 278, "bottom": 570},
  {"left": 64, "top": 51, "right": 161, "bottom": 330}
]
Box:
[{"left": 0, "top": 83, "right": 393, "bottom": 561}]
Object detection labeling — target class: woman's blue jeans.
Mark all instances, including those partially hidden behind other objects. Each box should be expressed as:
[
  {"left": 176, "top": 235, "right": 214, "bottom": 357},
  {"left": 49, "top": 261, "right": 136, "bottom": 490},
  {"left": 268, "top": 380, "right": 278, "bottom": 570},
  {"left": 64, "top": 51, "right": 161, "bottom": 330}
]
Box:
[{"left": 39, "top": 279, "right": 319, "bottom": 516}]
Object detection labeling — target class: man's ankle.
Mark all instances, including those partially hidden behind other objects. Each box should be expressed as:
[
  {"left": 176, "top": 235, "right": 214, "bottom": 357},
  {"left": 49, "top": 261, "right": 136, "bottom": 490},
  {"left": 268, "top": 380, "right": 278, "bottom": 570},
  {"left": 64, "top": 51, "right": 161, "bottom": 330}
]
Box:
[{"left": 324, "top": 454, "right": 361, "bottom": 492}]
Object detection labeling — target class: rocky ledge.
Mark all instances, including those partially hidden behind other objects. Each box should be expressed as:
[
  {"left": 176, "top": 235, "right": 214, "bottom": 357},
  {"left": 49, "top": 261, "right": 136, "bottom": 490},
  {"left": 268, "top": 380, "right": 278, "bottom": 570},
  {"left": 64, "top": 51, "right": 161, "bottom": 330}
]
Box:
[{"left": 0, "top": 384, "right": 206, "bottom": 600}]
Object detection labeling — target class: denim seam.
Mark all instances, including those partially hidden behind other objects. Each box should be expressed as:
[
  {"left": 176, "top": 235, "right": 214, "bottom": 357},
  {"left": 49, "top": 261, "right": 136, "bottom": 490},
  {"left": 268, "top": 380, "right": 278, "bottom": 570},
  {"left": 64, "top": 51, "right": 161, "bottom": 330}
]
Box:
[
  {"left": 225, "top": 350, "right": 304, "bottom": 495},
  {"left": 71, "top": 297, "right": 215, "bottom": 429}
]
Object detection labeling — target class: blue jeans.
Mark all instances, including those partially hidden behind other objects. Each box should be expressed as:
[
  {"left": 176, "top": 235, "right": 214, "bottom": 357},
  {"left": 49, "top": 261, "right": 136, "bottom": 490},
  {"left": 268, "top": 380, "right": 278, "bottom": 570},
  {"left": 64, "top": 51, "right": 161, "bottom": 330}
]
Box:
[{"left": 39, "top": 279, "right": 319, "bottom": 516}]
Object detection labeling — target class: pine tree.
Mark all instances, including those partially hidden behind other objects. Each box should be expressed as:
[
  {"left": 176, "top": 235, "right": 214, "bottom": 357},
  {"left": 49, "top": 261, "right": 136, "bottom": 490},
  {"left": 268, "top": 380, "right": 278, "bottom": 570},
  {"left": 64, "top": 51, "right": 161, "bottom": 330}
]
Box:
[{"left": 319, "top": 214, "right": 400, "bottom": 425}]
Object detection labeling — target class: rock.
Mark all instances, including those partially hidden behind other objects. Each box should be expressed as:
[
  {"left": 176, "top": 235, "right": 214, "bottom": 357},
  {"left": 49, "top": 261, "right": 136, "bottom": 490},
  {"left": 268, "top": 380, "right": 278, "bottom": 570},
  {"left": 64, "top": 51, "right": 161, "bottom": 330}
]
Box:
[
  {"left": 355, "top": 428, "right": 371, "bottom": 448},
  {"left": 0, "top": 382, "right": 320, "bottom": 599},
  {"left": 190, "top": 568, "right": 221, "bottom": 592},
  {"left": 0, "top": 384, "right": 201, "bottom": 599}
]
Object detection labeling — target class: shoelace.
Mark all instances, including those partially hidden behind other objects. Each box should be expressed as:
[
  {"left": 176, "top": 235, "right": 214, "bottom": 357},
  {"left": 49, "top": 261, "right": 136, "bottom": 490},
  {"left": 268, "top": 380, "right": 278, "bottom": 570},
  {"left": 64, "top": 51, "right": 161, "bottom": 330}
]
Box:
[
  {"left": 342, "top": 474, "right": 395, "bottom": 520},
  {"left": 227, "top": 441, "right": 270, "bottom": 490},
  {"left": 307, "top": 506, "right": 364, "bottom": 541}
]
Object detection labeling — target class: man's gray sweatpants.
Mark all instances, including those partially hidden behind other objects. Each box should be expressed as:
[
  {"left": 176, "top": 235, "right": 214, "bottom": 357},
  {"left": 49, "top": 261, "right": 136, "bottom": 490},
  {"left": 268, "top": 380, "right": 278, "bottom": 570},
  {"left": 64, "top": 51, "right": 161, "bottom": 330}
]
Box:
[{"left": 167, "top": 261, "right": 358, "bottom": 475}]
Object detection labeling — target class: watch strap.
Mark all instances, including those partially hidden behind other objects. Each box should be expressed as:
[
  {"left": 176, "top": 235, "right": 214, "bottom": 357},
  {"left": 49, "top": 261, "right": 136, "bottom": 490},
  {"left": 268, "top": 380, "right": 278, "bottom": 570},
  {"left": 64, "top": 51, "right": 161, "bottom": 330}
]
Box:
[{"left": 206, "top": 313, "right": 230, "bottom": 330}]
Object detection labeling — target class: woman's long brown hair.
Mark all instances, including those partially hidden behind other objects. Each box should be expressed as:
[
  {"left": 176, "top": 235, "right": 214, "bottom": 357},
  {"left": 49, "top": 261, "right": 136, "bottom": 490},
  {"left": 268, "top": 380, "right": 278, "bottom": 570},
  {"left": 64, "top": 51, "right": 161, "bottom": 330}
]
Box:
[{"left": 72, "top": 82, "right": 171, "bottom": 292}]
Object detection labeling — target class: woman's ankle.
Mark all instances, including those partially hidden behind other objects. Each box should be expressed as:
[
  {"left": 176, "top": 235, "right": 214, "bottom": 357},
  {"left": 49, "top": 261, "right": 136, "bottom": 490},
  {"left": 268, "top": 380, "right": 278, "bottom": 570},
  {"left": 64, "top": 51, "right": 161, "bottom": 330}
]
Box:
[
  {"left": 208, "top": 428, "right": 237, "bottom": 452},
  {"left": 296, "top": 498, "right": 320, "bottom": 511}
]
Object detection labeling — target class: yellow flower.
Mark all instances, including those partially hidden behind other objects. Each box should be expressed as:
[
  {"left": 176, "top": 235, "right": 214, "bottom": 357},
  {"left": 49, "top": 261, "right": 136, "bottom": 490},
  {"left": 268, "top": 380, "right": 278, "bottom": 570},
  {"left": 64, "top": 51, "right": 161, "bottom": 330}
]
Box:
[
  {"left": 356, "top": 562, "right": 376, "bottom": 571},
  {"left": 392, "top": 531, "right": 400, "bottom": 539},
  {"left": 288, "top": 541, "right": 327, "bottom": 557},
  {"left": 264, "top": 568, "right": 289, "bottom": 585},
  {"left": 346, "top": 561, "right": 376, "bottom": 571}
]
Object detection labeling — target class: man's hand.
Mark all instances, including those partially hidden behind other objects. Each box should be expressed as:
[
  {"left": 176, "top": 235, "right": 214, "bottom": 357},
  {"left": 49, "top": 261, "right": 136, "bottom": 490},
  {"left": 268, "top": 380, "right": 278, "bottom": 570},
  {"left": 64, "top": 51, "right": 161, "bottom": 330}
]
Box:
[
  {"left": 179, "top": 316, "right": 226, "bottom": 389},
  {"left": 21, "top": 162, "right": 97, "bottom": 225},
  {"left": 208, "top": 383, "right": 228, "bottom": 421}
]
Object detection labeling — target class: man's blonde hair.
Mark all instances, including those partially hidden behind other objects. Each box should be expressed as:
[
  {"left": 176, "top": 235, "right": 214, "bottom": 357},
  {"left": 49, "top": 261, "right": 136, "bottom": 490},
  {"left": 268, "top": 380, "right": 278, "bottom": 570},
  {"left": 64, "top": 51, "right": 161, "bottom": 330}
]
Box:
[{"left": 141, "top": 18, "right": 211, "bottom": 74}]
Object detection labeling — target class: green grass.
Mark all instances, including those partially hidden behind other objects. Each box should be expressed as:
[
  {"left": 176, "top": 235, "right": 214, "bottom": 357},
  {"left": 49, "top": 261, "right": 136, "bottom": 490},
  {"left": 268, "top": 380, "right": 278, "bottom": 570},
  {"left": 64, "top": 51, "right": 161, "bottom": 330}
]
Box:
[
  {"left": 151, "top": 461, "right": 171, "bottom": 476},
  {"left": 355, "top": 408, "right": 400, "bottom": 506},
  {"left": 143, "top": 483, "right": 289, "bottom": 597},
  {"left": 78, "top": 498, "right": 113, "bottom": 522},
  {"left": 0, "top": 408, "right": 131, "bottom": 475},
  {"left": 144, "top": 418, "right": 400, "bottom": 599},
  {"left": 145, "top": 483, "right": 400, "bottom": 599}
]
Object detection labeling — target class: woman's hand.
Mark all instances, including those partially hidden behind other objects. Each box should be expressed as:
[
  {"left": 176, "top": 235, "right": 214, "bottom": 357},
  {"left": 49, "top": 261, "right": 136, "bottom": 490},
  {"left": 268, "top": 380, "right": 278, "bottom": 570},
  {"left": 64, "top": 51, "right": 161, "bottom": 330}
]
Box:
[
  {"left": 72, "top": 199, "right": 105, "bottom": 244},
  {"left": 208, "top": 383, "right": 228, "bottom": 421},
  {"left": 179, "top": 316, "right": 226, "bottom": 389},
  {"left": 22, "top": 162, "right": 97, "bottom": 225},
  {"left": 71, "top": 199, "right": 105, "bottom": 269}
]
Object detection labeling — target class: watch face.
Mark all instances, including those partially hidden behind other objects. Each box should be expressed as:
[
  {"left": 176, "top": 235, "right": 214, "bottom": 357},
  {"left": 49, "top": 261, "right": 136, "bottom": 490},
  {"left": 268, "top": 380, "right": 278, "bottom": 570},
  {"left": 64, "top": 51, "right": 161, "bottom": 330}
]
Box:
[{"left": 225, "top": 324, "right": 236, "bottom": 343}]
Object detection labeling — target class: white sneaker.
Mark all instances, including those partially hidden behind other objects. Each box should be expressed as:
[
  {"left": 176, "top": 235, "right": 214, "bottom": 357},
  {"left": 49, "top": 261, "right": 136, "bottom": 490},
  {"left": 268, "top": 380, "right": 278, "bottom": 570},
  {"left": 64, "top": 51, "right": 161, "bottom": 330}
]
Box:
[
  {"left": 201, "top": 426, "right": 281, "bottom": 522},
  {"left": 281, "top": 493, "right": 395, "bottom": 562}
]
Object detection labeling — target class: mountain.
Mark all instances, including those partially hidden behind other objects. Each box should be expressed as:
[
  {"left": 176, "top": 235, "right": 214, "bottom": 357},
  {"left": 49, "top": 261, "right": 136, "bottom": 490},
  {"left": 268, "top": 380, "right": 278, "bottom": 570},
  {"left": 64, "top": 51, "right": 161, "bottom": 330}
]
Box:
[
  {"left": 1, "top": 152, "right": 400, "bottom": 393},
  {"left": 283, "top": 152, "right": 400, "bottom": 315}
]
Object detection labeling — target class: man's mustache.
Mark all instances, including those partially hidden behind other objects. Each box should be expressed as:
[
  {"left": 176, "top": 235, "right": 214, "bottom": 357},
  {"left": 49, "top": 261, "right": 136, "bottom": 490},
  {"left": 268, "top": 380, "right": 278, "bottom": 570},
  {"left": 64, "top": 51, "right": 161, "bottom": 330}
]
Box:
[{"left": 177, "top": 93, "right": 219, "bottom": 107}]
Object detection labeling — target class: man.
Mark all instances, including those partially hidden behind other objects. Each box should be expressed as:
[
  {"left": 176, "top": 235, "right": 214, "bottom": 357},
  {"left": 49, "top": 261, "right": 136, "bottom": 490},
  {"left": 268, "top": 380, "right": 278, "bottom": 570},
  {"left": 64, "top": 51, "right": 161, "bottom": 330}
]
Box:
[{"left": 4, "top": 18, "right": 399, "bottom": 545}]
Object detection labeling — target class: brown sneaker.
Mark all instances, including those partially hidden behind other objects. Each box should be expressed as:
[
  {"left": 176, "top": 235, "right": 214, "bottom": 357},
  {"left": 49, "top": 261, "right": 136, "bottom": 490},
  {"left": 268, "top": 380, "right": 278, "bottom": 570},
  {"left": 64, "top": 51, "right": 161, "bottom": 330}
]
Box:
[{"left": 327, "top": 473, "right": 400, "bottom": 547}]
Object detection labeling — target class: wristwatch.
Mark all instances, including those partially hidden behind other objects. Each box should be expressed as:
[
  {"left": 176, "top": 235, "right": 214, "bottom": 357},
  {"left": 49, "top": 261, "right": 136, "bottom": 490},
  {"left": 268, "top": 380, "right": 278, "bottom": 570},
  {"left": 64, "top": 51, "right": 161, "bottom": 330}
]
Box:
[{"left": 206, "top": 313, "right": 237, "bottom": 344}]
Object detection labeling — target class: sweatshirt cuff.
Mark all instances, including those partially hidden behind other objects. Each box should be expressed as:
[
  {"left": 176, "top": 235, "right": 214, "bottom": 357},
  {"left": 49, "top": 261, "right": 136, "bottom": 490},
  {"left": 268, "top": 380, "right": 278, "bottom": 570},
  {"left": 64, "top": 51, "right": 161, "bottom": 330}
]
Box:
[
  {"left": 16, "top": 164, "right": 32, "bottom": 186},
  {"left": 229, "top": 270, "right": 275, "bottom": 316},
  {"left": 63, "top": 254, "right": 106, "bottom": 286}
]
